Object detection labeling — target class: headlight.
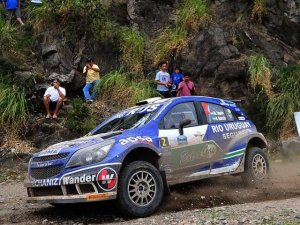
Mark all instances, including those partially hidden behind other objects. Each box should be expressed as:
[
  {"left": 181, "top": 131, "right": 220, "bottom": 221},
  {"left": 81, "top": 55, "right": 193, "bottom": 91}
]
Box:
[{"left": 66, "top": 139, "right": 115, "bottom": 168}]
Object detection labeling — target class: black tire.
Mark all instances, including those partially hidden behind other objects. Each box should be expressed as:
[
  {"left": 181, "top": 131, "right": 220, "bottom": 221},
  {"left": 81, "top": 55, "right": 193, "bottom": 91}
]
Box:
[
  {"left": 242, "top": 147, "right": 269, "bottom": 186},
  {"left": 117, "top": 161, "right": 164, "bottom": 217}
]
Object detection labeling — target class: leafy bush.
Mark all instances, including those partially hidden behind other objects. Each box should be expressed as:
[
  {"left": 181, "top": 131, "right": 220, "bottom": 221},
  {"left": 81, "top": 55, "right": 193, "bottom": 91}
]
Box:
[
  {"left": 98, "top": 70, "right": 156, "bottom": 108},
  {"left": 150, "top": 27, "right": 187, "bottom": 67},
  {"left": 65, "top": 98, "right": 97, "bottom": 134},
  {"left": 0, "top": 84, "right": 28, "bottom": 133},
  {"left": 118, "top": 27, "right": 145, "bottom": 76},
  {"left": 178, "top": 0, "right": 210, "bottom": 32},
  {"left": 248, "top": 54, "right": 272, "bottom": 97}
]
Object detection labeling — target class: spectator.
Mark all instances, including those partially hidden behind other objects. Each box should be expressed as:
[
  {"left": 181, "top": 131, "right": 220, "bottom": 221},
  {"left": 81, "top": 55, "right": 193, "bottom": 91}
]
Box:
[
  {"left": 155, "top": 61, "right": 171, "bottom": 98},
  {"left": 170, "top": 67, "right": 183, "bottom": 97},
  {"left": 177, "top": 73, "right": 196, "bottom": 97},
  {"left": 43, "top": 79, "right": 66, "bottom": 119},
  {"left": 2, "top": 0, "right": 25, "bottom": 26},
  {"left": 82, "top": 57, "right": 100, "bottom": 103}
]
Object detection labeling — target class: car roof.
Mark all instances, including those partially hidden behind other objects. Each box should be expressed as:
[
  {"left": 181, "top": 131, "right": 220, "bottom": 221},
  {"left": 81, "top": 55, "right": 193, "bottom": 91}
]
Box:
[{"left": 148, "top": 96, "right": 245, "bottom": 116}]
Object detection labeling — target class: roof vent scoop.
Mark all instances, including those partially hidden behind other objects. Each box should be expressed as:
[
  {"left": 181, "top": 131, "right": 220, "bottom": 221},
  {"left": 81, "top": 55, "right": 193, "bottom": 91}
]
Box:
[{"left": 136, "top": 97, "right": 162, "bottom": 106}]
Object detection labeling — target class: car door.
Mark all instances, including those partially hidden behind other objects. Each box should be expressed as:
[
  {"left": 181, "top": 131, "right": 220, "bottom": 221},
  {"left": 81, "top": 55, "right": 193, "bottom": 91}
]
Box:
[
  {"left": 199, "top": 102, "right": 248, "bottom": 175},
  {"left": 158, "top": 101, "right": 211, "bottom": 180}
]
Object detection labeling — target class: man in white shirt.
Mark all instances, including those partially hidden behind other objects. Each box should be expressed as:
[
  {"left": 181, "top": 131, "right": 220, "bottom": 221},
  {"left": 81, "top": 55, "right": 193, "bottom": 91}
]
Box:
[{"left": 43, "top": 79, "right": 66, "bottom": 119}]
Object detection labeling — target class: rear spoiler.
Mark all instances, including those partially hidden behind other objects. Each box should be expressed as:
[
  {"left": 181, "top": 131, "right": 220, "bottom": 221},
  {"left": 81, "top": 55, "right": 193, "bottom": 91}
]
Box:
[{"left": 226, "top": 99, "right": 245, "bottom": 107}]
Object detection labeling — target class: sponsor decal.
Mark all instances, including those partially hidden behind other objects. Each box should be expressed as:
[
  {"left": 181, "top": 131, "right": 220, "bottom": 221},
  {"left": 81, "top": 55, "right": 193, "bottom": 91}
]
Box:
[
  {"left": 86, "top": 193, "right": 109, "bottom": 201},
  {"left": 62, "top": 174, "right": 97, "bottom": 185},
  {"left": 97, "top": 167, "right": 117, "bottom": 191},
  {"left": 38, "top": 149, "right": 61, "bottom": 157},
  {"left": 34, "top": 178, "right": 60, "bottom": 186},
  {"left": 124, "top": 103, "right": 161, "bottom": 116},
  {"left": 210, "top": 122, "right": 252, "bottom": 140},
  {"left": 119, "top": 136, "right": 153, "bottom": 145},
  {"left": 31, "top": 161, "right": 55, "bottom": 168}
]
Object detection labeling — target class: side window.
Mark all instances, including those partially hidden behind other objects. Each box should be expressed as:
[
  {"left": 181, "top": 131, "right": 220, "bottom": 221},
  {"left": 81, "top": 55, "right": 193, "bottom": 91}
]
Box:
[
  {"left": 161, "top": 102, "right": 198, "bottom": 129},
  {"left": 201, "top": 102, "right": 227, "bottom": 123},
  {"left": 224, "top": 107, "right": 235, "bottom": 122}
]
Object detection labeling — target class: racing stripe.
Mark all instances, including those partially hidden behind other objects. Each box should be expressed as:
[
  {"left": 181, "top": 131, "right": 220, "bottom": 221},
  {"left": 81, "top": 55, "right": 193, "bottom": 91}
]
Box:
[{"left": 224, "top": 148, "right": 245, "bottom": 159}]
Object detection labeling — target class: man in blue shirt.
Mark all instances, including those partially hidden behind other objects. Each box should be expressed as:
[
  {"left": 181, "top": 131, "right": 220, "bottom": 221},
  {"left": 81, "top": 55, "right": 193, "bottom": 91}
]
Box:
[
  {"left": 155, "top": 61, "right": 171, "bottom": 98},
  {"left": 171, "top": 67, "right": 183, "bottom": 97},
  {"left": 2, "top": 0, "right": 25, "bottom": 26}
]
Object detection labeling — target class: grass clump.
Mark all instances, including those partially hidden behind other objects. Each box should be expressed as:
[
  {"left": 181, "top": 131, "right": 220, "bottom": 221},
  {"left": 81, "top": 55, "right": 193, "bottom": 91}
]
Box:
[
  {"left": 98, "top": 70, "right": 156, "bottom": 108},
  {"left": 0, "top": 15, "right": 22, "bottom": 64},
  {"left": 65, "top": 98, "right": 97, "bottom": 134},
  {"left": 251, "top": 0, "right": 266, "bottom": 23},
  {"left": 178, "top": 0, "right": 210, "bottom": 32},
  {"left": 151, "top": 27, "right": 187, "bottom": 67},
  {"left": 0, "top": 84, "right": 28, "bottom": 134},
  {"left": 118, "top": 27, "right": 145, "bottom": 76},
  {"left": 248, "top": 54, "right": 273, "bottom": 97},
  {"left": 266, "top": 65, "right": 300, "bottom": 138}
]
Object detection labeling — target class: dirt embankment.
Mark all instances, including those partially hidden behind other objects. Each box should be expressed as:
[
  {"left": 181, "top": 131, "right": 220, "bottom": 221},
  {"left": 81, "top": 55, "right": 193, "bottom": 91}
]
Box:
[{"left": 0, "top": 156, "right": 299, "bottom": 224}]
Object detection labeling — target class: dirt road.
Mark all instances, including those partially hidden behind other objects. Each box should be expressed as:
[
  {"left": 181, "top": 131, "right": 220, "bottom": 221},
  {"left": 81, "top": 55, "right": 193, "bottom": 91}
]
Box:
[{"left": 0, "top": 159, "right": 299, "bottom": 224}]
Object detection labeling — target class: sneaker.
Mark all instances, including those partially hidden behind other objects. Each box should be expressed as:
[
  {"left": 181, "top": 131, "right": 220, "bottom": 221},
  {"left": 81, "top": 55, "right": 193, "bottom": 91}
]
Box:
[{"left": 86, "top": 99, "right": 94, "bottom": 104}]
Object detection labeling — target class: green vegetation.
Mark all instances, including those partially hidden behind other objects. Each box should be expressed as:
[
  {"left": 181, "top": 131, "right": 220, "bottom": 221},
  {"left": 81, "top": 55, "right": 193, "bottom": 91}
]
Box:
[
  {"left": 266, "top": 65, "right": 300, "bottom": 138},
  {"left": 178, "top": 0, "right": 210, "bottom": 32},
  {"left": 98, "top": 70, "right": 156, "bottom": 108},
  {"left": 0, "top": 84, "right": 28, "bottom": 133},
  {"left": 248, "top": 54, "right": 300, "bottom": 138},
  {"left": 0, "top": 15, "right": 23, "bottom": 65},
  {"left": 151, "top": 27, "right": 187, "bottom": 67},
  {"left": 27, "top": 0, "right": 114, "bottom": 43},
  {"left": 65, "top": 98, "right": 97, "bottom": 134},
  {"left": 118, "top": 27, "right": 145, "bottom": 76},
  {"left": 248, "top": 54, "right": 272, "bottom": 97}
]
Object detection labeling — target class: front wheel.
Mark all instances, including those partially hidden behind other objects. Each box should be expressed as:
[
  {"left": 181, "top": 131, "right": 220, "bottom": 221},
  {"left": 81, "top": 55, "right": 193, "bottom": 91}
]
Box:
[
  {"left": 118, "top": 161, "right": 164, "bottom": 217},
  {"left": 242, "top": 147, "right": 269, "bottom": 186}
]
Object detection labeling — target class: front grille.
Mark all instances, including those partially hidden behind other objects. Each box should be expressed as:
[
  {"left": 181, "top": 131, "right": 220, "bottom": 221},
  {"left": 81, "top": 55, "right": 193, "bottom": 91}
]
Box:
[
  {"left": 79, "top": 184, "right": 95, "bottom": 194},
  {"left": 30, "top": 186, "right": 63, "bottom": 197},
  {"left": 32, "top": 153, "right": 69, "bottom": 162},
  {"left": 31, "top": 165, "right": 63, "bottom": 179},
  {"left": 66, "top": 185, "right": 78, "bottom": 195}
]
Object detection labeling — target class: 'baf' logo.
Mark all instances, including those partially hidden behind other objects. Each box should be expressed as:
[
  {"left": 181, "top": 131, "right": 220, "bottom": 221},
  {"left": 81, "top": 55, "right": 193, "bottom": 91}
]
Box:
[{"left": 97, "top": 167, "right": 117, "bottom": 191}]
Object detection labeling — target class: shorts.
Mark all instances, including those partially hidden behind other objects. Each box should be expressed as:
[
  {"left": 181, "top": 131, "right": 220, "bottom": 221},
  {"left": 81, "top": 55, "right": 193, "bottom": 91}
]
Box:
[
  {"left": 49, "top": 101, "right": 63, "bottom": 111},
  {"left": 6, "top": 8, "right": 21, "bottom": 19}
]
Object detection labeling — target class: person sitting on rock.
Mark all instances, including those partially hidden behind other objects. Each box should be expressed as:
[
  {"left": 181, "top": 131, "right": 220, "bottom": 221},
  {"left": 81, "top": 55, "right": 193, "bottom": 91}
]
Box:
[
  {"left": 43, "top": 79, "right": 66, "bottom": 119},
  {"left": 2, "top": 0, "right": 25, "bottom": 26},
  {"left": 82, "top": 57, "right": 100, "bottom": 103},
  {"left": 177, "top": 73, "right": 196, "bottom": 97}
]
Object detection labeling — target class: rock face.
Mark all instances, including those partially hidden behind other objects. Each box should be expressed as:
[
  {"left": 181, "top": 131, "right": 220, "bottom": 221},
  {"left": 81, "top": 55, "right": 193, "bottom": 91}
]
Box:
[{"left": 29, "top": 0, "right": 300, "bottom": 101}]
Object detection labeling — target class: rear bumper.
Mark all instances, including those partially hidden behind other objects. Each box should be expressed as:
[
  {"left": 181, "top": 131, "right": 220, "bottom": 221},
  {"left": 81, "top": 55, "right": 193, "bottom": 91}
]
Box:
[{"left": 27, "top": 191, "right": 117, "bottom": 204}]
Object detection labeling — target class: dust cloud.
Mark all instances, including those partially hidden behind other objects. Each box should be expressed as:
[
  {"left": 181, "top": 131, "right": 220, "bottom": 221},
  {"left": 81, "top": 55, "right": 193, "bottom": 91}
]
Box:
[{"left": 159, "top": 153, "right": 300, "bottom": 213}]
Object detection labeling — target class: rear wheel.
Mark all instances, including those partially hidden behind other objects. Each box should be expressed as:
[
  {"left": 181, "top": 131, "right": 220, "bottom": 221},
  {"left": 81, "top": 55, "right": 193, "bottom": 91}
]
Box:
[
  {"left": 118, "top": 161, "right": 164, "bottom": 217},
  {"left": 242, "top": 147, "right": 269, "bottom": 186}
]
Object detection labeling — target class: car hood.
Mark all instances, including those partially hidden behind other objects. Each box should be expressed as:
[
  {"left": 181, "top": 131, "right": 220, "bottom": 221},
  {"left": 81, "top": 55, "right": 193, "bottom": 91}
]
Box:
[{"left": 35, "top": 131, "right": 122, "bottom": 157}]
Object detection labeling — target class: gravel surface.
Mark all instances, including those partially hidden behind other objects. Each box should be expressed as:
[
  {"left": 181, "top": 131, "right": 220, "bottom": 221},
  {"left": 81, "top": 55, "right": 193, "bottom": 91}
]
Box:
[{"left": 0, "top": 159, "right": 299, "bottom": 224}]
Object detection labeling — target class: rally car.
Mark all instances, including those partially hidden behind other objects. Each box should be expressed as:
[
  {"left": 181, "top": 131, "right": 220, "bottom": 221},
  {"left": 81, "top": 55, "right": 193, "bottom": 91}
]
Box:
[{"left": 25, "top": 96, "right": 269, "bottom": 217}]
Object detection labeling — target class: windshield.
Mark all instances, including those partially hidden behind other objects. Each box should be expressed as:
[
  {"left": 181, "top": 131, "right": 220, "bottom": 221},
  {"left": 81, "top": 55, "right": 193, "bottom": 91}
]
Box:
[{"left": 92, "top": 103, "right": 163, "bottom": 135}]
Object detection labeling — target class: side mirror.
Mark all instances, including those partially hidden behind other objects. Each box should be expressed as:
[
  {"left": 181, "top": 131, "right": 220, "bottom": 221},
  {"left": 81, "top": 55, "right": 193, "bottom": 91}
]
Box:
[{"left": 179, "top": 119, "right": 191, "bottom": 135}]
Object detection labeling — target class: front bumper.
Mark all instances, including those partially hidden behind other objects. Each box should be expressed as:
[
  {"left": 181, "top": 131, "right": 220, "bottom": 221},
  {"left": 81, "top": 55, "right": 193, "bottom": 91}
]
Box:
[
  {"left": 27, "top": 192, "right": 117, "bottom": 204},
  {"left": 26, "top": 163, "right": 121, "bottom": 204}
]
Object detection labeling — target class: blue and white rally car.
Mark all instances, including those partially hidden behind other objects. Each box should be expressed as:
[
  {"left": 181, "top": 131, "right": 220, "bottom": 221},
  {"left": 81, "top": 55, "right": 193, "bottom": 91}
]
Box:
[{"left": 25, "top": 96, "right": 269, "bottom": 217}]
